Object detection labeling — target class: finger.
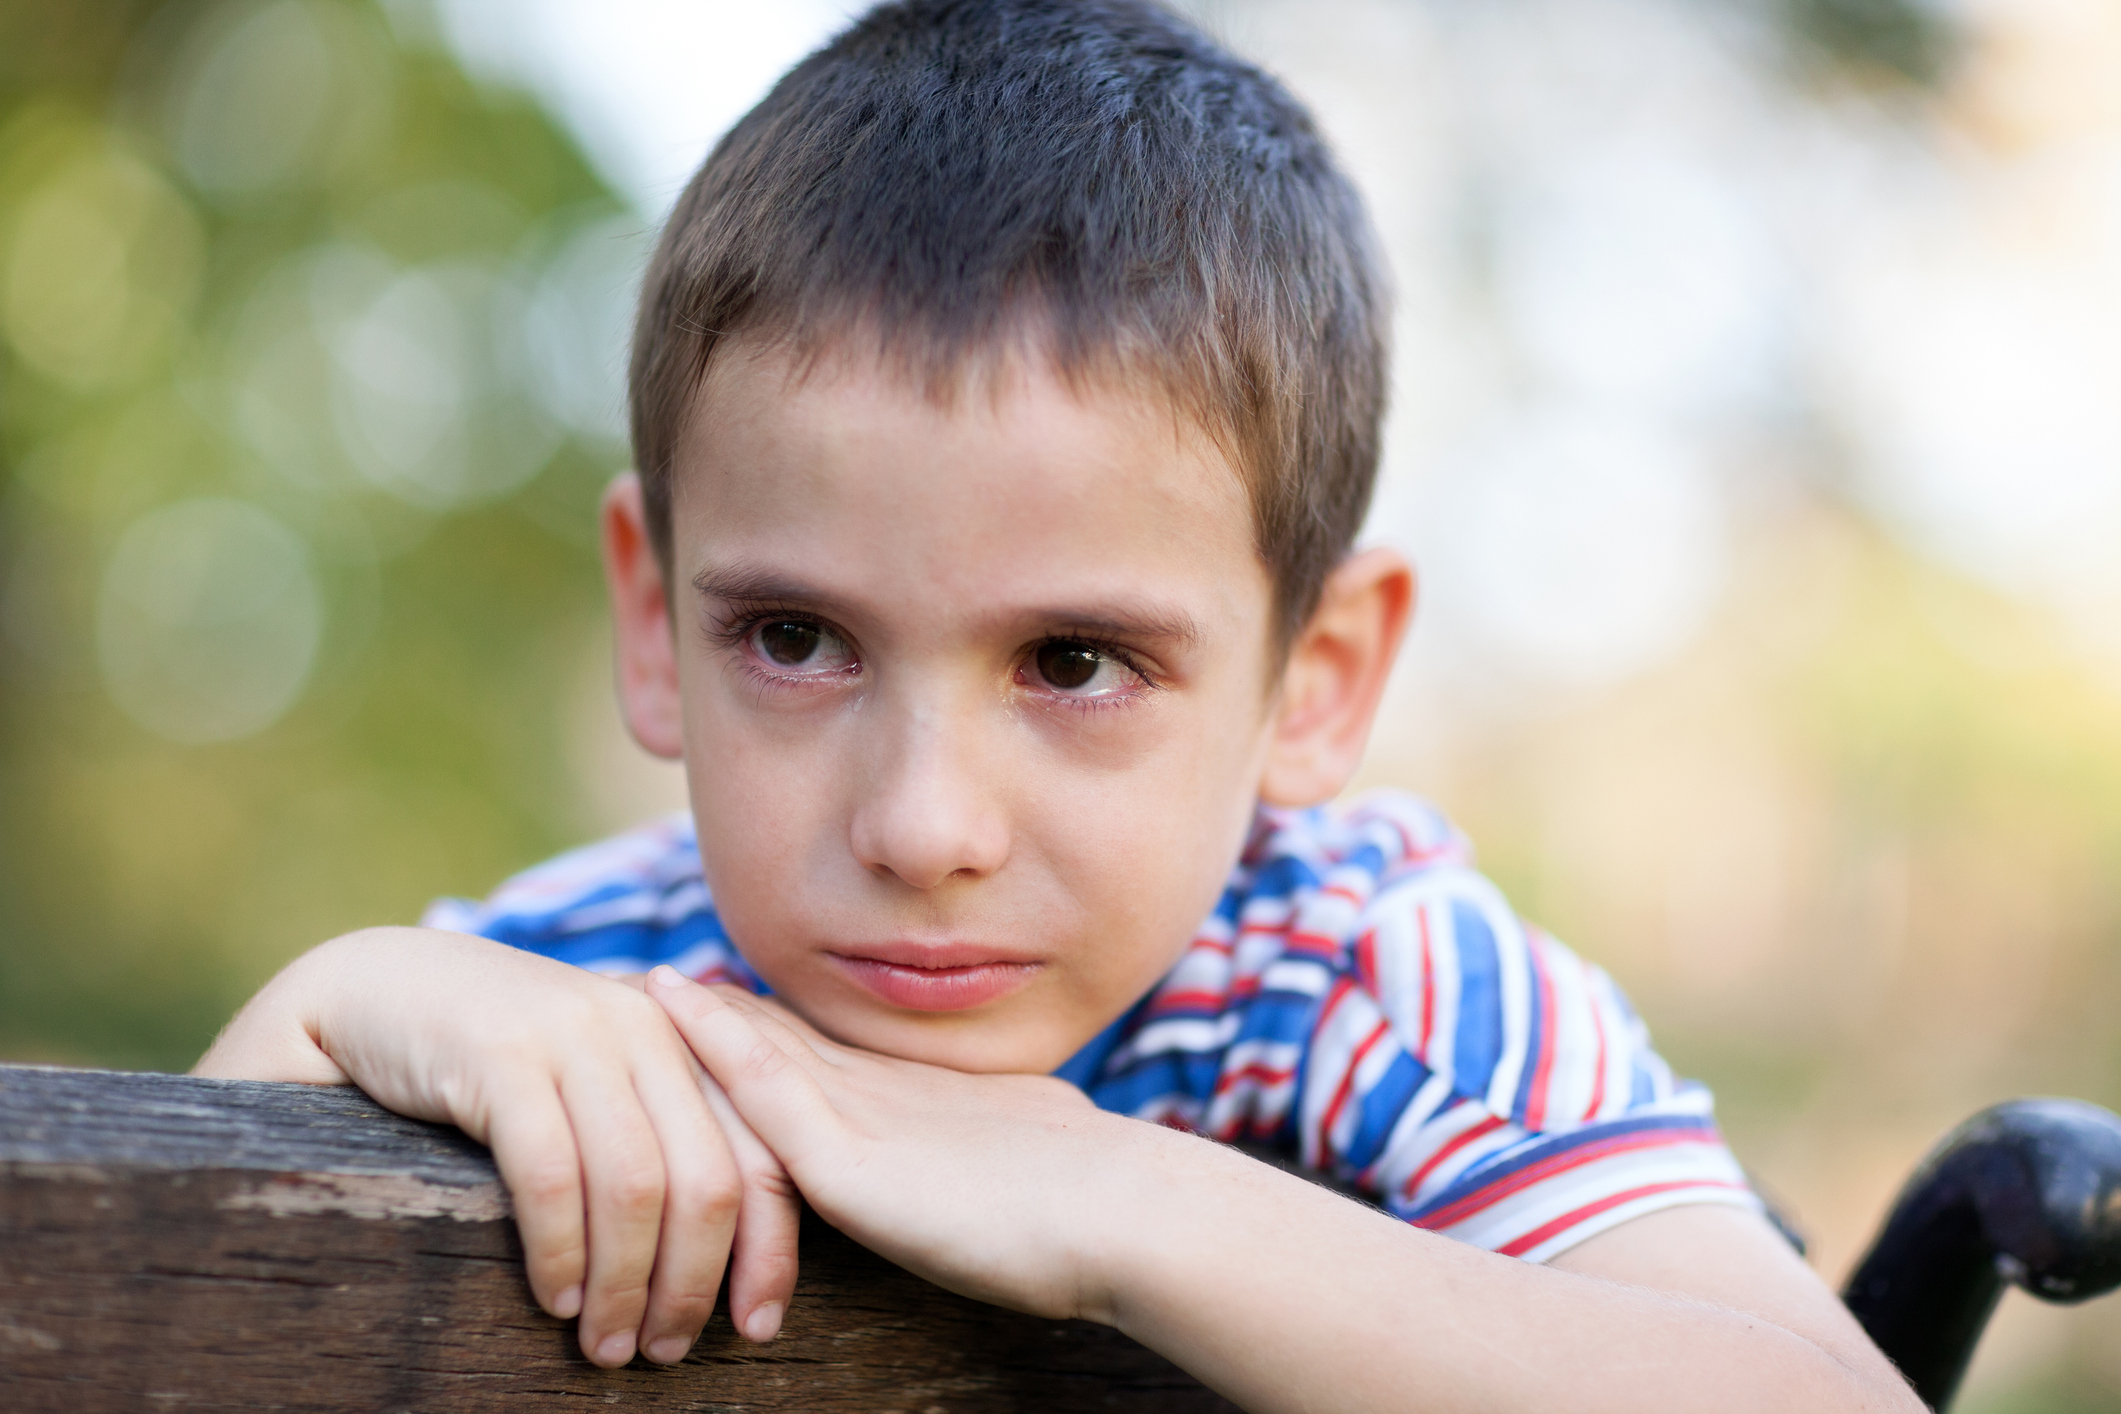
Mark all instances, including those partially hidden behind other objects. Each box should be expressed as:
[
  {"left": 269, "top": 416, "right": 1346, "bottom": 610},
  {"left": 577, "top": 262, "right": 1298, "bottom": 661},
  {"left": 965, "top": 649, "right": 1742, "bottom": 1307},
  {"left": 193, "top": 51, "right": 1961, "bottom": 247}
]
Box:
[
  {"left": 562, "top": 1066, "right": 669, "bottom": 1368},
  {"left": 646, "top": 967, "right": 841, "bottom": 1162},
  {"left": 709, "top": 985, "right": 842, "bottom": 1054},
  {"left": 629, "top": 1060, "right": 743, "bottom": 1364},
  {"left": 483, "top": 1080, "right": 589, "bottom": 1321},
  {"left": 701, "top": 983, "right": 843, "bottom": 1070},
  {"left": 693, "top": 1068, "right": 803, "bottom": 1342},
  {"left": 728, "top": 1150, "right": 804, "bottom": 1341}
]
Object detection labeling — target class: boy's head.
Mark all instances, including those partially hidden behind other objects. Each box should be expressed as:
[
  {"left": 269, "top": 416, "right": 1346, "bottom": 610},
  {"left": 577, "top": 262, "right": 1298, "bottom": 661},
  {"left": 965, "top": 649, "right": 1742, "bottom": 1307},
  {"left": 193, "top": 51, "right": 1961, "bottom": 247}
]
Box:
[
  {"left": 604, "top": 0, "right": 1413, "bottom": 1072},
  {"left": 629, "top": 0, "right": 1389, "bottom": 650}
]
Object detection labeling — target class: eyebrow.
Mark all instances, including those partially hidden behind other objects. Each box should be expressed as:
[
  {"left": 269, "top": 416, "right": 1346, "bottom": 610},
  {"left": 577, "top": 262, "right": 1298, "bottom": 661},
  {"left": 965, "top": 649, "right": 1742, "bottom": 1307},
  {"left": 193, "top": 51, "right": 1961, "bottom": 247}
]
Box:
[
  {"left": 691, "top": 564, "right": 1202, "bottom": 649},
  {"left": 692, "top": 565, "right": 840, "bottom": 610}
]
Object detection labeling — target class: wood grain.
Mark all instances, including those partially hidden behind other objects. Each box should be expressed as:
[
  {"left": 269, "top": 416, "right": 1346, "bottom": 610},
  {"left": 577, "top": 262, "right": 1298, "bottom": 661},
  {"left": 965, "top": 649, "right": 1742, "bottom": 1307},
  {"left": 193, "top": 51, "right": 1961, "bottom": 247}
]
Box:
[{"left": 0, "top": 1063, "right": 1235, "bottom": 1412}]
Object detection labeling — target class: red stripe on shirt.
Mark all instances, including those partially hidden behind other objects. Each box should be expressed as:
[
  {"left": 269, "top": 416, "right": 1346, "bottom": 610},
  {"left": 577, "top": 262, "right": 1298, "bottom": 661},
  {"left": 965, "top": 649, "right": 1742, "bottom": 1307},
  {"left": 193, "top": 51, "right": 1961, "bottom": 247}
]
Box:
[
  {"left": 1496, "top": 1178, "right": 1751, "bottom": 1258},
  {"left": 1287, "top": 929, "right": 1340, "bottom": 957},
  {"left": 1582, "top": 962, "right": 1609, "bottom": 1122},
  {"left": 1303, "top": 975, "right": 1360, "bottom": 1156},
  {"left": 1355, "top": 928, "right": 1378, "bottom": 988},
  {"left": 1416, "top": 907, "right": 1436, "bottom": 1057},
  {"left": 1522, "top": 931, "right": 1559, "bottom": 1132},
  {"left": 1216, "top": 1060, "right": 1297, "bottom": 1094},
  {"left": 1414, "top": 1126, "right": 1721, "bottom": 1231},
  {"left": 1375, "top": 811, "right": 1463, "bottom": 869},
  {"left": 1317, "top": 1017, "right": 1394, "bottom": 1159},
  {"left": 1151, "top": 988, "right": 1229, "bottom": 1015},
  {"left": 1401, "top": 1111, "right": 1507, "bottom": 1201},
  {"left": 1314, "top": 974, "right": 1358, "bottom": 1037},
  {"left": 1320, "top": 882, "right": 1367, "bottom": 910}
]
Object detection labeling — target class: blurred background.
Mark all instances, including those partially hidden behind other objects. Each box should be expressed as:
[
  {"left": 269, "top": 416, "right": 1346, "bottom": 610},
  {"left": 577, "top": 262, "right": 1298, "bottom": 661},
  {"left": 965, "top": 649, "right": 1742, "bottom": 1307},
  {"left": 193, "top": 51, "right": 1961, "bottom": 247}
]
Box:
[{"left": 1, "top": 0, "right": 2116, "bottom": 1406}]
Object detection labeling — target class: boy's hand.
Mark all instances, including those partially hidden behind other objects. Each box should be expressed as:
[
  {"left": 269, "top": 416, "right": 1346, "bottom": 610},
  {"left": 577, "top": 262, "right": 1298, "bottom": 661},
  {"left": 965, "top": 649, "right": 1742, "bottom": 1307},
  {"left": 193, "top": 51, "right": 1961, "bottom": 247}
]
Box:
[
  {"left": 645, "top": 967, "right": 1922, "bottom": 1414},
  {"left": 641, "top": 965, "right": 1141, "bottom": 1324},
  {"left": 194, "top": 929, "right": 801, "bottom": 1368}
]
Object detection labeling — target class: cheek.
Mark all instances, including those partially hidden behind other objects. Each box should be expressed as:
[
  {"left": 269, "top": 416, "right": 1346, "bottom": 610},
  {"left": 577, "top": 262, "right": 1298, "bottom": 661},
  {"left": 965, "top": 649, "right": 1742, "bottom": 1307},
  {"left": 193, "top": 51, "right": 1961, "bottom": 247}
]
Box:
[
  {"left": 1033, "top": 700, "right": 1271, "bottom": 960},
  {"left": 676, "top": 675, "right": 840, "bottom": 924}
]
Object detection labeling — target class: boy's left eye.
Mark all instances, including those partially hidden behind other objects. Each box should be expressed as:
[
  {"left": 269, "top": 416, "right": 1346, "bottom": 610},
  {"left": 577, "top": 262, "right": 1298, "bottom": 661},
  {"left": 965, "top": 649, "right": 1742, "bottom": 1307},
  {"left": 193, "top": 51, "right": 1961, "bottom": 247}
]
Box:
[{"left": 1026, "top": 639, "right": 1140, "bottom": 697}]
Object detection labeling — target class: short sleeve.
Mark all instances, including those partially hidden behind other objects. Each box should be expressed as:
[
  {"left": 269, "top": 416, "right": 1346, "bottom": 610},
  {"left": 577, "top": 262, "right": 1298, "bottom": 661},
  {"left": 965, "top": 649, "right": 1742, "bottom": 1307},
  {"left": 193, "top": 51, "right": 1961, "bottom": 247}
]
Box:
[
  {"left": 1301, "top": 863, "right": 1758, "bottom": 1262},
  {"left": 418, "top": 813, "right": 762, "bottom": 989}
]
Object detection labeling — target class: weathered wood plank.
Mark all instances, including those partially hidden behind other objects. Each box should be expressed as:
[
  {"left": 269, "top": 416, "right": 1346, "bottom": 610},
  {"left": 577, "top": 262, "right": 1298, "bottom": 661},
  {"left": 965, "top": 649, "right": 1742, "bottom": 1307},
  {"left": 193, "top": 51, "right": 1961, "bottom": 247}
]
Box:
[{"left": 0, "top": 1064, "right": 1234, "bottom": 1412}]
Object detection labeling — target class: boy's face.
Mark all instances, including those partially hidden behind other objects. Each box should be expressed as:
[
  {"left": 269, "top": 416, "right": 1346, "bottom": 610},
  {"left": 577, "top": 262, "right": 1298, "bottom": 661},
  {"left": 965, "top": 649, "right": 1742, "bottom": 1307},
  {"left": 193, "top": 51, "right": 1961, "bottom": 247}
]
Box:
[{"left": 653, "top": 338, "right": 1280, "bottom": 1073}]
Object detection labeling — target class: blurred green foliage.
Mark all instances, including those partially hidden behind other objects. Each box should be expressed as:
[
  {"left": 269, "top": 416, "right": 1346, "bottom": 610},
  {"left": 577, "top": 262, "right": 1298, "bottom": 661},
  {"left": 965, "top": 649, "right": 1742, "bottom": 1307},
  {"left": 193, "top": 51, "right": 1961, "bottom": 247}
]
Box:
[
  {"left": 1777, "top": 0, "right": 1955, "bottom": 86},
  {"left": 0, "top": 0, "right": 637, "bottom": 1068}
]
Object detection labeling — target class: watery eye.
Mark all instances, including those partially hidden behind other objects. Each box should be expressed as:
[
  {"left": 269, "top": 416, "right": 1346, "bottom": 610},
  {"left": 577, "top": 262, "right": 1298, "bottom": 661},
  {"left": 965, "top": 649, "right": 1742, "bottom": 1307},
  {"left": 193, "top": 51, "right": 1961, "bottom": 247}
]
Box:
[
  {"left": 757, "top": 620, "right": 822, "bottom": 666},
  {"left": 1035, "top": 641, "right": 1106, "bottom": 691},
  {"left": 746, "top": 619, "right": 856, "bottom": 678}
]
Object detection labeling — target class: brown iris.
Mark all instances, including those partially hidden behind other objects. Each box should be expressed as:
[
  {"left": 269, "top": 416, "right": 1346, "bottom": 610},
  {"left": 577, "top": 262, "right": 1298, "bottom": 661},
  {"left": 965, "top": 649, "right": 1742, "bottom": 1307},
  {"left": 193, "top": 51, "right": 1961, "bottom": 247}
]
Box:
[
  {"left": 758, "top": 621, "right": 821, "bottom": 665},
  {"left": 1036, "top": 641, "right": 1101, "bottom": 690}
]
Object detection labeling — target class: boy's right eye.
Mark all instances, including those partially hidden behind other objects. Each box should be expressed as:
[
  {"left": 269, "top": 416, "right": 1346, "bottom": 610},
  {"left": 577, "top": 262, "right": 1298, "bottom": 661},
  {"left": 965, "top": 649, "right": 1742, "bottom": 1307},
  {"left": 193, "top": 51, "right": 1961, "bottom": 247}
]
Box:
[
  {"left": 760, "top": 621, "right": 819, "bottom": 664},
  {"left": 745, "top": 619, "right": 857, "bottom": 676}
]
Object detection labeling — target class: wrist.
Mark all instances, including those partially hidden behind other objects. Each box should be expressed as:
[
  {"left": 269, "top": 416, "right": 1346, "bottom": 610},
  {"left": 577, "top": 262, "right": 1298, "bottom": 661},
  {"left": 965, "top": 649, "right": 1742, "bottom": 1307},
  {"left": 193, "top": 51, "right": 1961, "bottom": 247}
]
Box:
[
  {"left": 1066, "top": 1113, "right": 1238, "bottom": 1331},
  {"left": 1078, "top": 1120, "right": 1361, "bottom": 1349}
]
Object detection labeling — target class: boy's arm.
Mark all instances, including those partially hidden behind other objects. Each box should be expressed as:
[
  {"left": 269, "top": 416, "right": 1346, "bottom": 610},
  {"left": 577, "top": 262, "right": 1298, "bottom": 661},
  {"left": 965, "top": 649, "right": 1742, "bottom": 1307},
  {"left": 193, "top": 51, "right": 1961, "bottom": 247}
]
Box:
[
  {"left": 1104, "top": 1152, "right": 1914, "bottom": 1414},
  {"left": 647, "top": 969, "right": 1921, "bottom": 1414},
  {"left": 195, "top": 928, "right": 804, "bottom": 1367}
]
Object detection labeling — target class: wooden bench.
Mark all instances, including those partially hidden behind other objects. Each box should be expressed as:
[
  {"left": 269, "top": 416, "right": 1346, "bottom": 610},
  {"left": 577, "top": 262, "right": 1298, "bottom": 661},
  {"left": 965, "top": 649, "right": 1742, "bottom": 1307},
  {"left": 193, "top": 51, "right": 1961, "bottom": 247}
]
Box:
[
  {"left": 14, "top": 1061, "right": 2121, "bottom": 1410},
  {"left": 0, "top": 1063, "right": 1235, "bottom": 1412}
]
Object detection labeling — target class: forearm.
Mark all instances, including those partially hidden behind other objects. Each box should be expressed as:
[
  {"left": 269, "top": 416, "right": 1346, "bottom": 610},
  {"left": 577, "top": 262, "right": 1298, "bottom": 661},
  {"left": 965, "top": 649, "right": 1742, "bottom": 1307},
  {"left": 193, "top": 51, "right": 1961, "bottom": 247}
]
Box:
[
  {"left": 1091, "top": 1122, "right": 1917, "bottom": 1414},
  {"left": 192, "top": 932, "right": 367, "bottom": 1084},
  {"left": 193, "top": 927, "right": 520, "bottom": 1102},
  {"left": 193, "top": 928, "right": 571, "bottom": 1122}
]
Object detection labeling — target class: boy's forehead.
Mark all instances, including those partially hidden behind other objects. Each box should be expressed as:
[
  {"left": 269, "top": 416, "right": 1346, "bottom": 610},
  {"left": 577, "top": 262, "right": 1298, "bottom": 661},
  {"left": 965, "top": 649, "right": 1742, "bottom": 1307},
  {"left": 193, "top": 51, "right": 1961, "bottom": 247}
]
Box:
[
  {"left": 667, "top": 337, "right": 1269, "bottom": 630},
  {"left": 679, "top": 332, "right": 1240, "bottom": 498}
]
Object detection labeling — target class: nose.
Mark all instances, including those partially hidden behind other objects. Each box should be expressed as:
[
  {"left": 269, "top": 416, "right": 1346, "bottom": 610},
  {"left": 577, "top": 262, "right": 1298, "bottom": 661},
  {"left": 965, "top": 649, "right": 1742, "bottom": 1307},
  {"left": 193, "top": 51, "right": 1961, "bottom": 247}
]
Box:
[{"left": 846, "top": 694, "right": 1011, "bottom": 891}]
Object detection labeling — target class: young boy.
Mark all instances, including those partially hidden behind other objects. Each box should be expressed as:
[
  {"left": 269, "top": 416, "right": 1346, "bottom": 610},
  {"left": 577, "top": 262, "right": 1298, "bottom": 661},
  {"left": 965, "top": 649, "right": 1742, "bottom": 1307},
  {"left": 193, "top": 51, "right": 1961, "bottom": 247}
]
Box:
[{"left": 197, "top": 2, "right": 1919, "bottom": 1408}]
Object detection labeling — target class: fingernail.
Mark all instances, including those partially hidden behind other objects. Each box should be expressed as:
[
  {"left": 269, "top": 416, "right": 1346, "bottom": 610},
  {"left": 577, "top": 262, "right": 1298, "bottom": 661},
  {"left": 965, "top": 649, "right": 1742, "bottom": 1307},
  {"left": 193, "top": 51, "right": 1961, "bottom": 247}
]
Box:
[
  {"left": 553, "top": 1284, "right": 583, "bottom": 1319},
  {"left": 744, "top": 1302, "right": 784, "bottom": 1343},
  {"left": 645, "top": 1335, "right": 692, "bottom": 1364},
  {"left": 649, "top": 964, "right": 685, "bottom": 989},
  {"left": 595, "top": 1331, "right": 636, "bottom": 1366}
]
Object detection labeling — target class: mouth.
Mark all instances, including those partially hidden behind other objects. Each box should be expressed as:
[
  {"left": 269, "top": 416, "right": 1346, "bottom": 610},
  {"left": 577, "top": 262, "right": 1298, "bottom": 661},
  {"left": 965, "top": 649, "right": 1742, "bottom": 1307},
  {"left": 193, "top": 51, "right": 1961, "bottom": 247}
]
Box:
[{"left": 825, "top": 944, "right": 1043, "bottom": 1012}]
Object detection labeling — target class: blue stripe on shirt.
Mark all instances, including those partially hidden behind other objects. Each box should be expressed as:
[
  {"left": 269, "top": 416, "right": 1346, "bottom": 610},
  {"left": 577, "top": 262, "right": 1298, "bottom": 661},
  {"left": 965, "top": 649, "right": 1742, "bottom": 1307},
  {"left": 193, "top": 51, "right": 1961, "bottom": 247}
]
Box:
[{"left": 1450, "top": 899, "right": 1502, "bottom": 1099}]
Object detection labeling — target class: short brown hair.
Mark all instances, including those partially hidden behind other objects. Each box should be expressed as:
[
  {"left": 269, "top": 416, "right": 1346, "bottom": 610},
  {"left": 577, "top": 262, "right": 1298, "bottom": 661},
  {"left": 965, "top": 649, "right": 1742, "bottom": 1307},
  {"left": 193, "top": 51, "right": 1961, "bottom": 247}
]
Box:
[{"left": 629, "top": 0, "right": 1389, "bottom": 646}]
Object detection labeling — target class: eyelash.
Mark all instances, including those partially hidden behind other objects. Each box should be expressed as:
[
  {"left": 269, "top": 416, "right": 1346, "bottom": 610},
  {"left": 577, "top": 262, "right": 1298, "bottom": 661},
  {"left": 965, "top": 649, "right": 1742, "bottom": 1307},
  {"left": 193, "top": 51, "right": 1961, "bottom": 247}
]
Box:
[
  {"left": 705, "top": 610, "right": 1159, "bottom": 712},
  {"left": 703, "top": 605, "right": 811, "bottom": 656},
  {"left": 1025, "top": 636, "right": 1159, "bottom": 712},
  {"left": 704, "top": 607, "right": 853, "bottom": 697}
]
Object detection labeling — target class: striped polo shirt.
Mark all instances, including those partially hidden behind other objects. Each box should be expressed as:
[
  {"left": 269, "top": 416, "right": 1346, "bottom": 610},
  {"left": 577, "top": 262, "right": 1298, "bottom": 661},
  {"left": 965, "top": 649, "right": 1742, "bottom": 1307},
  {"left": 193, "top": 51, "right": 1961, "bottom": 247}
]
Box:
[{"left": 423, "top": 789, "right": 1756, "bottom": 1261}]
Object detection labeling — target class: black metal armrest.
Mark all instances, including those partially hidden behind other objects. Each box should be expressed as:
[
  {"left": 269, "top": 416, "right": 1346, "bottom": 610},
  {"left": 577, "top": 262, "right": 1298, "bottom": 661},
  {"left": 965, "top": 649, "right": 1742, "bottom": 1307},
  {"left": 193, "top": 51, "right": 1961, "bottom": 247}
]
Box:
[{"left": 1841, "top": 1098, "right": 2121, "bottom": 1410}]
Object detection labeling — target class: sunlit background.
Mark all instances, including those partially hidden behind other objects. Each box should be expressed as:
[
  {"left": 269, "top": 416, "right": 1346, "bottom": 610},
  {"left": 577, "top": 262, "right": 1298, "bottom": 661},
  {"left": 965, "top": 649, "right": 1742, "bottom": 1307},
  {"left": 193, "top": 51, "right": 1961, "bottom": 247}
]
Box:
[{"left": 3, "top": 1, "right": 2118, "bottom": 1407}]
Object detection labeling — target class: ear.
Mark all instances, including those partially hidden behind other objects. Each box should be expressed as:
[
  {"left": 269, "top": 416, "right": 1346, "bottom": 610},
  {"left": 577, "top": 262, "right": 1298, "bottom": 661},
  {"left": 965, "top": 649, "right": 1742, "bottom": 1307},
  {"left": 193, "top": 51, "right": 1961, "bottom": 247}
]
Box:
[
  {"left": 1259, "top": 547, "right": 1416, "bottom": 808},
  {"left": 601, "top": 472, "right": 685, "bottom": 760}
]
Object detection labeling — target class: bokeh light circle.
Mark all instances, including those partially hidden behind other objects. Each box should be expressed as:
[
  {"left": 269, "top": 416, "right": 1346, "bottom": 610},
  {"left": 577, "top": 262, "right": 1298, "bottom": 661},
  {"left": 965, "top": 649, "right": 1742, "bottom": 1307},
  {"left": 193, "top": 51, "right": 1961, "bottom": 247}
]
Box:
[{"left": 96, "top": 499, "right": 324, "bottom": 744}]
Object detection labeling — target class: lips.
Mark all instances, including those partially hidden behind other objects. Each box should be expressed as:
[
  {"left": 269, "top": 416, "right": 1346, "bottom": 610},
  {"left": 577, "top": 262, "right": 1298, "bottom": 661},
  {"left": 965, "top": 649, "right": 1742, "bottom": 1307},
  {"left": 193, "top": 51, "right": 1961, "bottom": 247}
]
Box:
[{"left": 827, "top": 943, "right": 1042, "bottom": 1012}]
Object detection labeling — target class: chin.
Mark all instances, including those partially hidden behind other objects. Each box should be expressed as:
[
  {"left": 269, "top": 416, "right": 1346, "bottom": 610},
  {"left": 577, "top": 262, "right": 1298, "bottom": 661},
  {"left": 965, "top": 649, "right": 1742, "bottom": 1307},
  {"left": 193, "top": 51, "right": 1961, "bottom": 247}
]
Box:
[{"left": 817, "top": 1005, "right": 1071, "bottom": 1075}]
